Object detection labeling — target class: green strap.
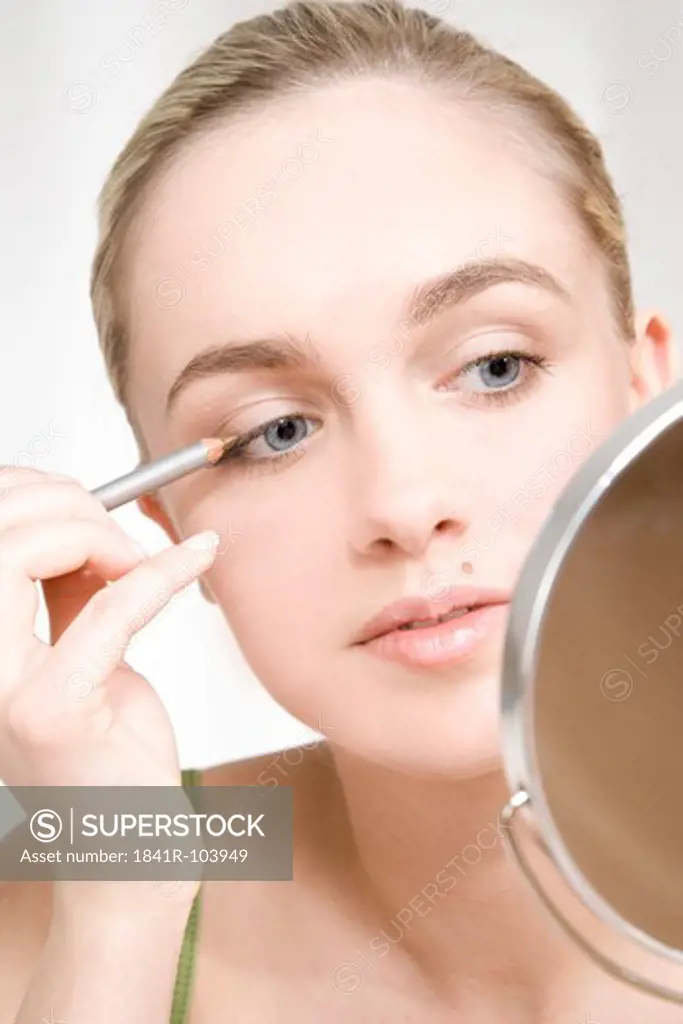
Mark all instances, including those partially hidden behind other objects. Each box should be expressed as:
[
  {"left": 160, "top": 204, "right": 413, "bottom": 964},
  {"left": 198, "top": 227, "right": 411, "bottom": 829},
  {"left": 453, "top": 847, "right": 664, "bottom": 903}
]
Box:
[{"left": 170, "top": 768, "right": 203, "bottom": 1024}]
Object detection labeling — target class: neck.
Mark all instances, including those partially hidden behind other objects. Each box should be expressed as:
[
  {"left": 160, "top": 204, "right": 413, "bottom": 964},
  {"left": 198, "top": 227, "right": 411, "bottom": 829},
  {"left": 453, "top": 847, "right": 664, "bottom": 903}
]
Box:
[{"left": 329, "top": 746, "right": 580, "bottom": 1012}]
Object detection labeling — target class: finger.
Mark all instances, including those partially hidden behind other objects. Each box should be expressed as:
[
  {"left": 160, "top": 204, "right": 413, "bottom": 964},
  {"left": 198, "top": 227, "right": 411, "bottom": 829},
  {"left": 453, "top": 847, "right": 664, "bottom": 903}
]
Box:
[
  {"left": 0, "top": 519, "right": 146, "bottom": 662},
  {"left": 0, "top": 478, "right": 114, "bottom": 532},
  {"left": 0, "top": 479, "right": 148, "bottom": 642},
  {"left": 0, "top": 466, "right": 77, "bottom": 499},
  {"left": 19, "top": 532, "right": 219, "bottom": 736},
  {"left": 0, "top": 481, "right": 151, "bottom": 642}
]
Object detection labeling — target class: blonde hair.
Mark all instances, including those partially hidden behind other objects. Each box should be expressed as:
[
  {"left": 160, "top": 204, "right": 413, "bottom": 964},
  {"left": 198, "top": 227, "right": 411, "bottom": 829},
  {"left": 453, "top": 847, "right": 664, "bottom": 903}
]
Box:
[{"left": 91, "top": 0, "right": 633, "bottom": 444}]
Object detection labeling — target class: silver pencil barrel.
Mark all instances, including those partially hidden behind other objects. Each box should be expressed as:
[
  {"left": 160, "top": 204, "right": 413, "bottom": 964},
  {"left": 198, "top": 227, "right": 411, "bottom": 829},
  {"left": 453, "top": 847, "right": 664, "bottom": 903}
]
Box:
[{"left": 92, "top": 440, "right": 213, "bottom": 511}]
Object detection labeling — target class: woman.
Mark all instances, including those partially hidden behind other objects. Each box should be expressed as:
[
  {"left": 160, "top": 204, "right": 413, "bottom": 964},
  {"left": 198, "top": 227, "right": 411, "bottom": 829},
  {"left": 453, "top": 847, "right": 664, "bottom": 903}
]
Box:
[{"left": 0, "top": 1, "right": 679, "bottom": 1021}]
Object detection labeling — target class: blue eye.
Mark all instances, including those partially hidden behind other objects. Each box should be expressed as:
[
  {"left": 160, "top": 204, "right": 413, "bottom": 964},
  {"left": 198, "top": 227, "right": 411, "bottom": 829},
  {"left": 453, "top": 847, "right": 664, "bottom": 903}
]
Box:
[
  {"left": 468, "top": 355, "right": 522, "bottom": 391},
  {"left": 263, "top": 416, "right": 310, "bottom": 451},
  {"left": 228, "top": 414, "right": 319, "bottom": 463},
  {"left": 437, "top": 348, "right": 551, "bottom": 408}
]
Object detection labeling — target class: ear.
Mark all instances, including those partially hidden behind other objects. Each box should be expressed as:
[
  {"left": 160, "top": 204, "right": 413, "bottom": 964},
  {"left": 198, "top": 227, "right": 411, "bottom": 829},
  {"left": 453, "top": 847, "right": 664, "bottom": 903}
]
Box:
[
  {"left": 629, "top": 310, "right": 680, "bottom": 412},
  {"left": 137, "top": 493, "right": 182, "bottom": 544},
  {"left": 137, "top": 493, "right": 217, "bottom": 605}
]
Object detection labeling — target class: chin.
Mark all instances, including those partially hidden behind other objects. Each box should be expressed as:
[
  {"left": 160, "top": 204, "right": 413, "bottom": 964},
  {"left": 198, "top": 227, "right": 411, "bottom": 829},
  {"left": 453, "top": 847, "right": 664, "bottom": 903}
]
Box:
[{"left": 317, "top": 665, "right": 507, "bottom": 780}]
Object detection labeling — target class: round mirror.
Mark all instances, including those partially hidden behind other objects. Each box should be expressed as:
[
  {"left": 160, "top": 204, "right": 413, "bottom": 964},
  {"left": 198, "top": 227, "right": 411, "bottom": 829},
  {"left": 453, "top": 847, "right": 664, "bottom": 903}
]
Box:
[{"left": 501, "top": 380, "right": 683, "bottom": 1001}]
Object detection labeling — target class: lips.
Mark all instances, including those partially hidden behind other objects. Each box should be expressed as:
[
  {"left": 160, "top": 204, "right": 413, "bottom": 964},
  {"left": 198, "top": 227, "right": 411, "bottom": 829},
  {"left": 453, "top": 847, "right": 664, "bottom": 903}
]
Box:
[
  {"left": 353, "top": 588, "right": 511, "bottom": 645},
  {"left": 396, "top": 606, "right": 474, "bottom": 630}
]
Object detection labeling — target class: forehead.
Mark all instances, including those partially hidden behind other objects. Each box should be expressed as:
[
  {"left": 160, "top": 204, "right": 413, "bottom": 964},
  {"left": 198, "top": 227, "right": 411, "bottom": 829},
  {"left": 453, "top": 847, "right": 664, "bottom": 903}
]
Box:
[{"left": 123, "top": 76, "right": 598, "bottom": 423}]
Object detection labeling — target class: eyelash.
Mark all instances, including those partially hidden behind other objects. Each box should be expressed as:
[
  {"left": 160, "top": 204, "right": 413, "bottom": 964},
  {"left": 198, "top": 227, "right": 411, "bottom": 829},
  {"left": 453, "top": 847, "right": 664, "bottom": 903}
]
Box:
[
  {"left": 219, "top": 413, "right": 319, "bottom": 475},
  {"left": 216, "top": 350, "right": 551, "bottom": 475}
]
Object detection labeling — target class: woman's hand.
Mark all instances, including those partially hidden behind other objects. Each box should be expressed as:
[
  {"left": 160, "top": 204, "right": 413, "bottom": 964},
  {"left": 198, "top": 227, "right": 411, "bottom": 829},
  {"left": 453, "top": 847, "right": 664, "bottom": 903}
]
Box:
[
  {"left": 0, "top": 467, "right": 217, "bottom": 791},
  {"left": 0, "top": 466, "right": 219, "bottom": 914}
]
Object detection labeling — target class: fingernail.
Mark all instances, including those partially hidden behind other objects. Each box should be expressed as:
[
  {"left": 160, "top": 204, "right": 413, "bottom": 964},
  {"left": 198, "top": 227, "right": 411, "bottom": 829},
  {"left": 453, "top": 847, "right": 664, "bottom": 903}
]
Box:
[{"left": 183, "top": 530, "right": 220, "bottom": 552}]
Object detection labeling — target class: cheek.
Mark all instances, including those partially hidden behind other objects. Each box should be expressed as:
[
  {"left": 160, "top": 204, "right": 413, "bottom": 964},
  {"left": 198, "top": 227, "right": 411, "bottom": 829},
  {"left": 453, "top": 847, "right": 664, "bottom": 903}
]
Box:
[
  {"left": 470, "top": 379, "right": 632, "bottom": 578},
  {"left": 197, "top": 482, "right": 338, "bottom": 682}
]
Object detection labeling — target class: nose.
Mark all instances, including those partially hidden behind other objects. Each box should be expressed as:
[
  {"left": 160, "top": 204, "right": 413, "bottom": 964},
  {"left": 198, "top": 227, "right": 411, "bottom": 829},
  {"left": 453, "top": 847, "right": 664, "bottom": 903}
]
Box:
[{"left": 348, "top": 402, "right": 467, "bottom": 561}]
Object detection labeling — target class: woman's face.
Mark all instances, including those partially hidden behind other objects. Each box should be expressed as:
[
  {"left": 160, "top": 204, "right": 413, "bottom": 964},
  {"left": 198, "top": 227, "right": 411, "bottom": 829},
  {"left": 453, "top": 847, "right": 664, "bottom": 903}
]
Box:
[{"left": 124, "top": 77, "right": 664, "bottom": 775}]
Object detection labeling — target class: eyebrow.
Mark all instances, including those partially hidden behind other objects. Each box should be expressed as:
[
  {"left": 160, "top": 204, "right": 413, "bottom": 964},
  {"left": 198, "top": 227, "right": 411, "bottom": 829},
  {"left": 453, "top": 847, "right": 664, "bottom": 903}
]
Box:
[{"left": 164, "top": 256, "right": 570, "bottom": 416}]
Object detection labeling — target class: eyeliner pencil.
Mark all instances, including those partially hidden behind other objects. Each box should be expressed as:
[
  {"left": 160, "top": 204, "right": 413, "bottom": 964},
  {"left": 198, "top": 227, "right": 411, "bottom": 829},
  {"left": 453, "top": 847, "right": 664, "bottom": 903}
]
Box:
[{"left": 91, "top": 436, "right": 238, "bottom": 511}]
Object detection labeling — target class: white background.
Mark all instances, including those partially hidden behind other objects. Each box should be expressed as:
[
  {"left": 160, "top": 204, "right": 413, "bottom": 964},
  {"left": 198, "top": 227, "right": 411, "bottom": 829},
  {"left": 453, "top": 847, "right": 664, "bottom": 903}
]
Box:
[{"left": 1, "top": 0, "right": 681, "bottom": 770}]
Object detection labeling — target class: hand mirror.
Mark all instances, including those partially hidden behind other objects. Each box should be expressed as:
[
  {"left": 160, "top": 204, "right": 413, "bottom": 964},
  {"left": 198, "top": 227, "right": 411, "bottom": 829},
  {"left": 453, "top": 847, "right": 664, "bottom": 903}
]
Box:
[{"left": 501, "top": 379, "right": 683, "bottom": 1002}]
